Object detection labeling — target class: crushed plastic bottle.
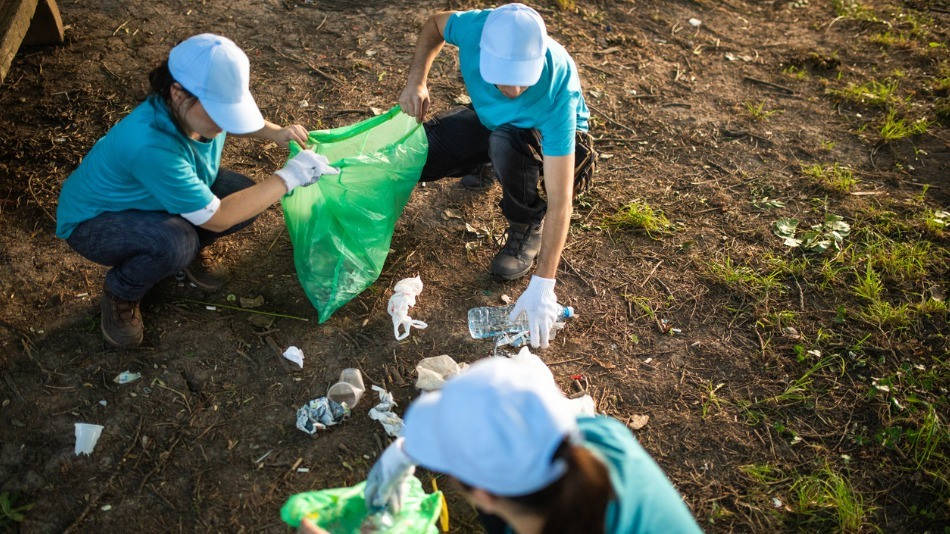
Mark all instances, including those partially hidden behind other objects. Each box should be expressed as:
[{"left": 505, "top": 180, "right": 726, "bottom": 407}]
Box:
[{"left": 467, "top": 304, "right": 575, "bottom": 339}]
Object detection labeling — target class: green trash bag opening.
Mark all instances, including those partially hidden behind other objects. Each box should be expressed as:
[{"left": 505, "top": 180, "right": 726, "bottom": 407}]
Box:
[
  {"left": 282, "top": 107, "right": 428, "bottom": 322},
  {"left": 280, "top": 477, "right": 442, "bottom": 534}
]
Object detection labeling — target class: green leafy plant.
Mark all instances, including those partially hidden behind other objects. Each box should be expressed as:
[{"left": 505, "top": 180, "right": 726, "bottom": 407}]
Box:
[
  {"left": 0, "top": 492, "right": 34, "bottom": 525},
  {"left": 773, "top": 214, "right": 851, "bottom": 253},
  {"left": 744, "top": 100, "right": 781, "bottom": 121}
]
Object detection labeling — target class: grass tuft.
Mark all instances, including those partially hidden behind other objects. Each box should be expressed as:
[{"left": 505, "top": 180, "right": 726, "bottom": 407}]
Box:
[
  {"left": 879, "top": 110, "right": 929, "bottom": 142},
  {"left": 603, "top": 200, "right": 671, "bottom": 235},
  {"left": 744, "top": 101, "right": 781, "bottom": 121},
  {"left": 792, "top": 466, "right": 871, "bottom": 532},
  {"left": 801, "top": 163, "right": 857, "bottom": 194},
  {"left": 830, "top": 79, "right": 901, "bottom": 108}
]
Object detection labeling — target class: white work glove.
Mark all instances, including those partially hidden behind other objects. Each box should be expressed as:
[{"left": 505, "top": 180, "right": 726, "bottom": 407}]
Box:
[
  {"left": 275, "top": 149, "right": 339, "bottom": 193},
  {"left": 510, "top": 275, "right": 559, "bottom": 349},
  {"left": 364, "top": 437, "right": 416, "bottom": 514}
]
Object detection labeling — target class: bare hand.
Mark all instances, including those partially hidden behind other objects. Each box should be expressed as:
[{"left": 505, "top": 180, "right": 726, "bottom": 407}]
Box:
[
  {"left": 298, "top": 518, "right": 329, "bottom": 534},
  {"left": 399, "top": 84, "right": 430, "bottom": 123},
  {"left": 274, "top": 124, "right": 310, "bottom": 147}
]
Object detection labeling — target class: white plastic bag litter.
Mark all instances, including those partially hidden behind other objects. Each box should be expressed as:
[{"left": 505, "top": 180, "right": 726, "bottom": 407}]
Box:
[
  {"left": 414, "top": 355, "right": 468, "bottom": 391},
  {"left": 283, "top": 346, "right": 305, "bottom": 368},
  {"left": 368, "top": 385, "right": 404, "bottom": 437},
  {"left": 74, "top": 423, "right": 104, "bottom": 455},
  {"left": 386, "top": 277, "right": 428, "bottom": 340}
]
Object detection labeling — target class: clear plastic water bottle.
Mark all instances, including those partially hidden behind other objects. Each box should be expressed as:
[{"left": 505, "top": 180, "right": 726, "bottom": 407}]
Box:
[{"left": 467, "top": 304, "right": 575, "bottom": 339}]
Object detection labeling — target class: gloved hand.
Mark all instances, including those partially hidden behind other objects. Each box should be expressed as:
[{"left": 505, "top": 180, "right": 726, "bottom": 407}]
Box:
[
  {"left": 275, "top": 149, "right": 339, "bottom": 193},
  {"left": 364, "top": 437, "right": 416, "bottom": 513},
  {"left": 510, "top": 275, "right": 559, "bottom": 349}
]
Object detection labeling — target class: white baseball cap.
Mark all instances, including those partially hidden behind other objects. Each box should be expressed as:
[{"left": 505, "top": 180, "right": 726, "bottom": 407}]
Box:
[
  {"left": 168, "top": 34, "right": 265, "bottom": 134},
  {"left": 479, "top": 3, "right": 548, "bottom": 87},
  {"left": 402, "top": 356, "right": 578, "bottom": 496}
]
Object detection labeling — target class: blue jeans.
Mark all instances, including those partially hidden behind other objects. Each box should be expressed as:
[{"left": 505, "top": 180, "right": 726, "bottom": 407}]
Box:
[{"left": 66, "top": 169, "right": 256, "bottom": 301}]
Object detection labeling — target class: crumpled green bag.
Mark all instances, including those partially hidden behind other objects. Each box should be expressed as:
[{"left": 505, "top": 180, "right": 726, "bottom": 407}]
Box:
[
  {"left": 282, "top": 107, "right": 427, "bottom": 322},
  {"left": 280, "top": 477, "right": 442, "bottom": 533}
]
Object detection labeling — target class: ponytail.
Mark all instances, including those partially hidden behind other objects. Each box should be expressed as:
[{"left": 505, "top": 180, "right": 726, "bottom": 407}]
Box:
[{"left": 510, "top": 440, "right": 614, "bottom": 534}]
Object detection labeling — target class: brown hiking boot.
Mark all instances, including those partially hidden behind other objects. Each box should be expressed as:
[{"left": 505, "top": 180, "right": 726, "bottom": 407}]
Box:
[
  {"left": 100, "top": 287, "right": 143, "bottom": 348},
  {"left": 183, "top": 249, "right": 226, "bottom": 292},
  {"left": 490, "top": 220, "right": 543, "bottom": 280},
  {"left": 460, "top": 163, "right": 496, "bottom": 191}
]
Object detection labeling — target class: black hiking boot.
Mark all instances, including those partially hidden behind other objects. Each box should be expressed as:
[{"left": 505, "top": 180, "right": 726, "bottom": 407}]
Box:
[
  {"left": 460, "top": 163, "right": 496, "bottom": 192},
  {"left": 490, "top": 220, "right": 543, "bottom": 280},
  {"left": 183, "top": 249, "right": 226, "bottom": 292},
  {"left": 100, "top": 287, "right": 144, "bottom": 348}
]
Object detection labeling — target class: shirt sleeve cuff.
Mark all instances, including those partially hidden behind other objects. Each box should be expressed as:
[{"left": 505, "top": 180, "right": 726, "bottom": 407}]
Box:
[{"left": 180, "top": 195, "right": 220, "bottom": 225}]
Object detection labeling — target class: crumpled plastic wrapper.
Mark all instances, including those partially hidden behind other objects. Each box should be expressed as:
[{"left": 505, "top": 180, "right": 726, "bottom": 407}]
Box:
[
  {"left": 414, "top": 355, "right": 468, "bottom": 391},
  {"left": 368, "top": 385, "right": 404, "bottom": 437},
  {"left": 387, "top": 276, "right": 428, "bottom": 341},
  {"left": 296, "top": 397, "right": 348, "bottom": 435}
]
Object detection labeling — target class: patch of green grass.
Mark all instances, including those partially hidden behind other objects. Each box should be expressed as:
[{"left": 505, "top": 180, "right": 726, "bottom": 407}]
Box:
[
  {"left": 867, "top": 240, "right": 930, "bottom": 280},
  {"left": 782, "top": 65, "right": 808, "bottom": 80},
  {"left": 869, "top": 31, "right": 911, "bottom": 48},
  {"left": 744, "top": 100, "right": 781, "bottom": 121},
  {"left": 862, "top": 299, "right": 912, "bottom": 329},
  {"left": 907, "top": 405, "right": 949, "bottom": 473},
  {"left": 603, "top": 200, "right": 671, "bottom": 235},
  {"left": 831, "top": 0, "right": 879, "bottom": 21},
  {"left": 829, "top": 79, "right": 901, "bottom": 108},
  {"left": 739, "top": 463, "right": 787, "bottom": 485},
  {"left": 801, "top": 163, "right": 857, "bottom": 194},
  {"left": 879, "top": 110, "right": 929, "bottom": 142},
  {"left": 0, "top": 492, "right": 34, "bottom": 526},
  {"left": 765, "top": 355, "right": 845, "bottom": 405},
  {"left": 792, "top": 466, "right": 871, "bottom": 532},
  {"left": 701, "top": 382, "right": 727, "bottom": 419},
  {"left": 852, "top": 264, "right": 883, "bottom": 302},
  {"left": 915, "top": 297, "right": 947, "bottom": 316},
  {"left": 706, "top": 256, "right": 782, "bottom": 297}
]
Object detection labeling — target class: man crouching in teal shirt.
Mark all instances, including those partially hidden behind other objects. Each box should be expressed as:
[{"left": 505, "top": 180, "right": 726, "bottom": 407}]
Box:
[{"left": 400, "top": 3, "right": 596, "bottom": 351}]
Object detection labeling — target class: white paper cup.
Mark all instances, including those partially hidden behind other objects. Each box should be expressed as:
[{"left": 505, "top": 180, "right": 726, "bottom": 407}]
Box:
[{"left": 74, "top": 423, "right": 104, "bottom": 455}]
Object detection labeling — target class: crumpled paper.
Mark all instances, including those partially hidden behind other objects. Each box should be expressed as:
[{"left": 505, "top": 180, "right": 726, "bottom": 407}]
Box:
[
  {"left": 414, "top": 355, "right": 468, "bottom": 391},
  {"left": 283, "top": 346, "right": 305, "bottom": 368},
  {"left": 296, "top": 397, "right": 348, "bottom": 435},
  {"left": 368, "top": 385, "right": 403, "bottom": 437}
]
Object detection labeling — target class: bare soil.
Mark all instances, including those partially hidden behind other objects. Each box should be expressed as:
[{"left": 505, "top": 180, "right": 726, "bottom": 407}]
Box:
[{"left": 0, "top": 0, "right": 947, "bottom": 532}]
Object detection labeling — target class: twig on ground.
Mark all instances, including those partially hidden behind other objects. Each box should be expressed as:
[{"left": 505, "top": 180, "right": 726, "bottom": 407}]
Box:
[
  {"left": 640, "top": 260, "right": 663, "bottom": 288},
  {"left": 587, "top": 102, "right": 638, "bottom": 135},
  {"left": 742, "top": 76, "right": 794, "bottom": 95},
  {"left": 176, "top": 299, "right": 309, "bottom": 322}
]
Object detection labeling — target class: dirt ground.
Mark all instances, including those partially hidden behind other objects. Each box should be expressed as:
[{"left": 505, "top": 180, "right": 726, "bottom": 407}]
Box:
[{"left": 0, "top": 0, "right": 947, "bottom": 532}]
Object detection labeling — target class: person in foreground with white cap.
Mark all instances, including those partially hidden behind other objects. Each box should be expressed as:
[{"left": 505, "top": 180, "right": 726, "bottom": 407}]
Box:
[
  {"left": 354, "top": 357, "right": 702, "bottom": 534},
  {"left": 398, "top": 3, "right": 596, "bottom": 351},
  {"left": 55, "top": 34, "right": 337, "bottom": 348}
]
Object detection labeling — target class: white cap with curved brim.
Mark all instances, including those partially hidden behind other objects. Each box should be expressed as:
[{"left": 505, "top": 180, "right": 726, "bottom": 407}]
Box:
[
  {"left": 402, "top": 356, "right": 578, "bottom": 497},
  {"left": 479, "top": 3, "right": 548, "bottom": 87},
  {"left": 168, "top": 34, "right": 265, "bottom": 134}
]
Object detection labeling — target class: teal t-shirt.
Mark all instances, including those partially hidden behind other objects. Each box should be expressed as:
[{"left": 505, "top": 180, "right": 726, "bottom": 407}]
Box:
[
  {"left": 580, "top": 416, "right": 703, "bottom": 534},
  {"left": 444, "top": 9, "right": 590, "bottom": 157},
  {"left": 55, "top": 94, "right": 225, "bottom": 239}
]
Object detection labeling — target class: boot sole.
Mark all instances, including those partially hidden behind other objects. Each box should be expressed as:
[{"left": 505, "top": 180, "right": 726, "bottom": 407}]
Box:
[{"left": 490, "top": 261, "right": 534, "bottom": 281}]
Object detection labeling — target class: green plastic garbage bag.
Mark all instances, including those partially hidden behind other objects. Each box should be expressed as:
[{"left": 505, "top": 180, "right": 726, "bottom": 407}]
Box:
[
  {"left": 280, "top": 477, "right": 442, "bottom": 534},
  {"left": 282, "top": 107, "right": 427, "bottom": 322}
]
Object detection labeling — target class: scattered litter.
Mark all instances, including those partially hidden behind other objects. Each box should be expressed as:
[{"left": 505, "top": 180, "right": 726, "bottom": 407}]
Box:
[
  {"left": 629, "top": 414, "right": 650, "bottom": 430},
  {"left": 493, "top": 330, "right": 528, "bottom": 351},
  {"left": 74, "top": 423, "right": 104, "bottom": 455},
  {"left": 299, "top": 99, "right": 309, "bottom": 108},
  {"left": 98, "top": 400, "right": 107, "bottom": 407},
  {"left": 387, "top": 277, "right": 428, "bottom": 341},
  {"left": 296, "top": 467, "right": 310, "bottom": 473},
  {"left": 240, "top": 295, "right": 265, "bottom": 309},
  {"left": 296, "top": 397, "right": 348, "bottom": 436},
  {"left": 772, "top": 497, "right": 783, "bottom": 509},
  {"left": 688, "top": 18, "right": 702, "bottom": 27},
  {"left": 113, "top": 371, "right": 141, "bottom": 384},
  {"left": 368, "top": 385, "right": 403, "bottom": 437},
  {"left": 205, "top": 305, "right": 217, "bottom": 311},
  {"left": 327, "top": 368, "right": 365, "bottom": 408},
  {"left": 453, "top": 94, "right": 472, "bottom": 105},
  {"left": 790, "top": 436, "right": 803, "bottom": 445},
  {"left": 644, "top": 358, "right": 653, "bottom": 364},
  {"left": 101, "top": 504, "right": 112, "bottom": 512},
  {"left": 807, "top": 349, "right": 821, "bottom": 358},
  {"left": 500, "top": 294, "right": 511, "bottom": 304},
  {"left": 782, "top": 326, "right": 802, "bottom": 340},
  {"left": 282, "top": 346, "right": 305, "bottom": 368},
  {"left": 415, "top": 355, "right": 466, "bottom": 391},
  {"left": 369, "top": 106, "right": 384, "bottom": 116},
  {"left": 660, "top": 319, "right": 682, "bottom": 335}
]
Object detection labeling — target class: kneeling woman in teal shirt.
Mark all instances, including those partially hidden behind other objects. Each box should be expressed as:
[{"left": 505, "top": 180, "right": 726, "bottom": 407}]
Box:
[
  {"left": 355, "top": 356, "right": 703, "bottom": 534},
  {"left": 55, "top": 34, "right": 335, "bottom": 348}
]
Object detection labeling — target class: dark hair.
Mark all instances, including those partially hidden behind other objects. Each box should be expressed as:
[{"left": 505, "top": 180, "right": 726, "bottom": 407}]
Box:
[
  {"left": 148, "top": 60, "right": 193, "bottom": 101},
  {"left": 148, "top": 60, "right": 195, "bottom": 135},
  {"left": 462, "top": 440, "right": 614, "bottom": 534}
]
